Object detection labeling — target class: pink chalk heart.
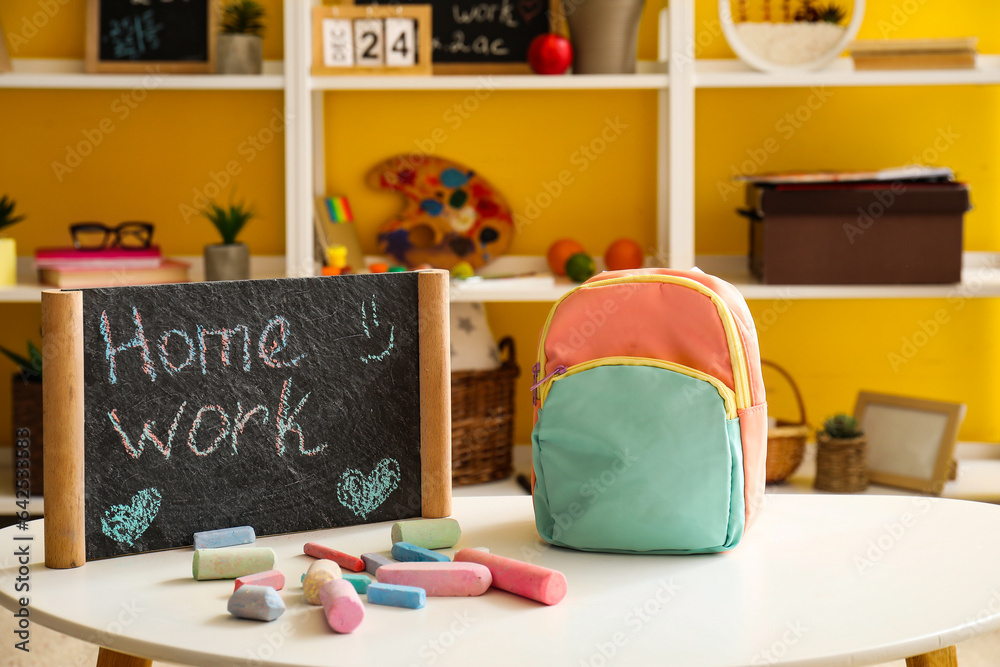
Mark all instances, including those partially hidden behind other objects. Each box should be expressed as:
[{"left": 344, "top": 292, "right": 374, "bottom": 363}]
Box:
[
  {"left": 518, "top": 0, "right": 542, "bottom": 23},
  {"left": 337, "top": 458, "right": 400, "bottom": 519},
  {"left": 101, "top": 487, "right": 162, "bottom": 546}
]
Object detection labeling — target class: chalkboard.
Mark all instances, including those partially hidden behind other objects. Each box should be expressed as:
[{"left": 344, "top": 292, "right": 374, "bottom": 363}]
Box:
[
  {"left": 358, "top": 0, "right": 562, "bottom": 72},
  {"left": 45, "top": 272, "right": 450, "bottom": 561},
  {"left": 85, "top": 0, "right": 216, "bottom": 73}
]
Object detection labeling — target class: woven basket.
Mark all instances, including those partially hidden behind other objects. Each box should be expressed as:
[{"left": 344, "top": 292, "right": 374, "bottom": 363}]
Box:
[
  {"left": 451, "top": 337, "right": 519, "bottom": 486},
  {"left": 762, "top": 360, "right": 809, "bottom": 483},
  {"left": 815, "top": 433, "right": 869, "bottom": 493}
]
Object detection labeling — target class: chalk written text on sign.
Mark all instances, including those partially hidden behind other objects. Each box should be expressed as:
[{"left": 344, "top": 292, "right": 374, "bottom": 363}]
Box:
[
  {"left": 96, "top": 0, "right": 210, "bottom": 63},
  {"left": 82, "top": 274, "right": 423, "bottom": 560}
]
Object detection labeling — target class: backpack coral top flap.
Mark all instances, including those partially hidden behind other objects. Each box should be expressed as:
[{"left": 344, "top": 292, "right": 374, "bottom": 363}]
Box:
[{"left": 531, "top": 268, "right": 767, "bottom": 554}]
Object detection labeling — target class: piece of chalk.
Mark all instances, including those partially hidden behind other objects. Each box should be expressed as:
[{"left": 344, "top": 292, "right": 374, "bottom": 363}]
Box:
[
  {"left": 320, "top": 579, "right": 365, "bottom": 633},
  {"left": 235, "top": 570, "right": 285, "bottom": 592},
  {"left": 367, "top": 583, "right": 426, "bottom": 609},
  {"left": 390, "top": 518, "right": 462, "bottom": 550},
  {"left": 343, "top": 573, "right": 371, "bottom": 594},
  {"left": 362, "top": 552, "right": 395, "bottom": 575},
  {"left": 377, "top": 562, "right": 491, "bottom": 597},
  {"left": 193, "top": 548, "right": 276, "bottom": 581},
  {"left": 228, "top": 585, "right": 285, "bottom": 622},
  {"left": 193, "top": 526, "right": 255, "bottom": 550},
  {"left": 304, "top": 542, "right": 366, "bottom": 572},
  {"left": 391, "top": 541, "right": 451, "bottom": 563},
  {"left": 454, "top": 548, "right": 567, "bottom": 605},
  {"left": 303, "top": 559, "right": 342, "bottom": 605}
]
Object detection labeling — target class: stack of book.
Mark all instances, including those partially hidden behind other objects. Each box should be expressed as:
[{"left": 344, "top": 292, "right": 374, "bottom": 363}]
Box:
[
  {"left": 850, "top": 38, "right": 978, "bottom": 71},
  {"left": 35, "top": 247, "right": 190, "bottom": 288}
]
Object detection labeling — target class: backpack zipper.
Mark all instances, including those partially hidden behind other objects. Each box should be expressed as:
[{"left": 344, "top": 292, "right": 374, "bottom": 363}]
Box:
[
  {"left": 537, "top": 356, "right": 737, "bottom": 420},
  {"left": 536, "top": 275, "right": 752, "bottom": 411}
]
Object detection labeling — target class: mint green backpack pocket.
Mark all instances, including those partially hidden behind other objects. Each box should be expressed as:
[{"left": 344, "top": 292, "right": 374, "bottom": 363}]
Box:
[{"left": 532, "top": 360, "right": 745, "bottom": 554}]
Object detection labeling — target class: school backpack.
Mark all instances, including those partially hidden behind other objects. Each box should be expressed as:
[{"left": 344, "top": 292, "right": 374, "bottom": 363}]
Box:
[{"left": 530, "top": 268, "right": 767, "bottom": 554}]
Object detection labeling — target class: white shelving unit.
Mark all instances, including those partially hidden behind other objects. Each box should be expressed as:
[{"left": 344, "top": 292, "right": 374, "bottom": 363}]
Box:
[{"left": 1, "top": 2, "right": 998, "bottom": 305}]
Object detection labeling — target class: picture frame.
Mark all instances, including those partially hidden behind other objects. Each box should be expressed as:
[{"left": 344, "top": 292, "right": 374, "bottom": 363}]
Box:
[
  {"left": 311, "top": 5, "right": 432, "bottom": 77},
  {"left": 85, "top": 0, "right": 217, "bottom": 74},
  {"left": 855, "top": 391, "right": 966, "bottom": 494}
]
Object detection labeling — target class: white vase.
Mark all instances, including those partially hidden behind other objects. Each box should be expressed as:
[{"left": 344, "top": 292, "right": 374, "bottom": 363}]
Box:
[
  {"left": 216, "top": 34, "right": 263, "bottom": 75},
  {"left": 0, "top": 238, "right": 16, "bottom": 286}
]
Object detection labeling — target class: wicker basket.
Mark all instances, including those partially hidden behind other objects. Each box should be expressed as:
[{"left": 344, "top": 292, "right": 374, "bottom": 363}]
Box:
[
  {"left": 762, "top": 360, "right": 809, "bottom": 484},
  {"left": 451, "top": 337, "right": 519, "bottom": 486},
  {"left": 815, "top": 433, "right": 869, "bottom": 493}
]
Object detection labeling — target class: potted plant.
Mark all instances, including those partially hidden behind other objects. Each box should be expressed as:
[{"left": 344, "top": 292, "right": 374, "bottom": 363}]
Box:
[
  {"left": 217, "top": 0, "right": 266, "bottom": 75},
  {"left": 202, "top": 200, "right": 254, "bottom": 281},
  {"left": 1, "top": 341, "right": 44, "bottom": 496},
  {"left": 814, "top": 413, "right": 868, "bottom": 493},
  {"left": 0, "top": 195, "right": 26, "bottom": 287}
]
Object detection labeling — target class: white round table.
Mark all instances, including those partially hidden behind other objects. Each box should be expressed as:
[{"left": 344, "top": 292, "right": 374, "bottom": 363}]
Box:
[{"left": 0, "top": 494, "right": 997, "bottom": 666}]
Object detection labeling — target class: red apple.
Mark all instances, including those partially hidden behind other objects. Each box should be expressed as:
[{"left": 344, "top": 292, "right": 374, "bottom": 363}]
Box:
[{"left": 528, "top": 34, "right": 573, "bottom": 75}]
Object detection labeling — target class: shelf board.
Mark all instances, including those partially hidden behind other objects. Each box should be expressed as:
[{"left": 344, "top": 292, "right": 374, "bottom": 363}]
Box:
[
  {"left": 695, "top": 55, "right": 1000, "bottom": 88},
  {"left": 311, "top": 62, "right": 668, "bottom": 91},
  {"left": 0, "top": 256, "right": 287, "bottom": 303},
  {"left": 697, "top": 253, "right": 1000, "bottom": 300},
  {"left": 0, "top": 59, "right": 284, "bottom": 90}
]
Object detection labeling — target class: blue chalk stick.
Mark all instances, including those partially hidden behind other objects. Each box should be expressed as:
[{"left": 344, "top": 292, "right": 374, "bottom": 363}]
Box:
[
  {"left": 343, "top": 573, "right": 371, "bottom": 594},
  {"left": 362, "top": 552, "right": 396, "bottom": 575},
  {"left": 194, "top": 526, "right": 255, "bottom": 550},
  {"left": 228, "top": 585, "right": 285, "bottom": 622},
  {"left": 391, "top": 542, "right": 450, "bottom": 563},
  {"left": 367, "top": 583, "right": 426, "bottom": 609}
]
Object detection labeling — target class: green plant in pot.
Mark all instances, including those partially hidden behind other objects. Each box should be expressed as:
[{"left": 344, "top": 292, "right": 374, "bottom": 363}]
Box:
[
  {"left": 202, "top": 200, "right": 254, "bottom": 281},
  {"left": 217, "top": 0, "right": 266, "bottom": 75},
  {"left": 814, "top": 413, "right": 868, "bottom": 493},
  {"left": 1, "top": 341, "right": 44, "bottom": 495},
  {"left": 0, "top": 195, "right": 26, "bottom": 287}
]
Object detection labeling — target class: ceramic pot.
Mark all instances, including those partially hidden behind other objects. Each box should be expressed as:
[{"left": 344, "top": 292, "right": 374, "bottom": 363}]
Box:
[
  {"left": 204, "top": 243, "right": 250, "bottom": 281},
  {"left": 216, "top": 34, "right": 263, "bottom": 75},
  {"left": 564, "top": 0, "right": 644, "bottom": 74},
  {"left": 0, "top": 238, "right": 16, "bottom": 286},
  {"left": 12, "top": 376, "right": 43, "bottom": 496}
]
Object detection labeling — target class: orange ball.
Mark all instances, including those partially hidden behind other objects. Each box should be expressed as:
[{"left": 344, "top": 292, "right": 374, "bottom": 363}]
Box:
[
  {"left": 547, "top": 239, "right": 586, "bottom": 277},
  {"left": 604, "top": 238, "right": 644, "bottom": 271}
]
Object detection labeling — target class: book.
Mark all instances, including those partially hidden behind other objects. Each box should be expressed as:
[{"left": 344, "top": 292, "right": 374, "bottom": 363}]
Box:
[
  {"left": 850, "top": 38, "right": 977, "bottom": 71},
  {"left": 35, "top": 246, "right": 163, "bottom": 270},
  {"left": 734, "top": 165, "right": 954, "bottom": 186},
  {"left": 38, "top": 259, "right": 190, "bottom": 288},
  {"left": 314, "top": 197, "right": 366, "bottom": 270}
]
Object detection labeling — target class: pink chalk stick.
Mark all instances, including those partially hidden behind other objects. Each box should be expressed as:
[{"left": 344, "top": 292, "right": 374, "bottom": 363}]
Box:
[
  {"left": 304, "top": 542, "right": 366, "bottom": 572},
  {"left": 376, "top": 562, "right": 492, "bottom": 597},
  {"left": 319, "top": 579, "right": 365, "bottom": 634},
  {"left": 453, "top": 548, "right": 567, "bottom": 605},
  {"left": 234, "top": 570, "right": 285, "bottom": 592}
]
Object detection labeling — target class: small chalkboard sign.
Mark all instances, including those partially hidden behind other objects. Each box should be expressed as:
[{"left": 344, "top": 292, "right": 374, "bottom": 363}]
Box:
[
  {"left": 357, "top": 0, "right": 563, "bottom": 73},
  {"left": 41, "top": 272, "right": 451, "bottom": 565},
  {"left": 85, "top": 0, "right": 217, "bottom": 73}
]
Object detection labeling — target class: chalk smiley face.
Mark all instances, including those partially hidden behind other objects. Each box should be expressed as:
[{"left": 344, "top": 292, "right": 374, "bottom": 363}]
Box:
[
  {"left": 101, "top": 487, "right": 162, "bottom": 546},
  {"left": 337, "top": 458, "right": 401, "bottom": 519}
]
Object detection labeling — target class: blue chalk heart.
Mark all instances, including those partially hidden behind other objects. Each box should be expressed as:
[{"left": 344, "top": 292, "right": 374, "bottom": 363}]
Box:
[
  {"left": 337, "top": 458, "right": 400, "bottom": 519},
  {"left": 101, "top": 487, "right": 162, "bottom": 546}
]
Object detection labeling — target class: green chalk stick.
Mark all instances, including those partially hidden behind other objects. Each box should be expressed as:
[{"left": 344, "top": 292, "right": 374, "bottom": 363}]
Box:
[
  {"left": 193, "top": 547, "right": 276, "bottom": 581},
  {"left": 390, "top": 518, "right": 461, "bottom": 550}
]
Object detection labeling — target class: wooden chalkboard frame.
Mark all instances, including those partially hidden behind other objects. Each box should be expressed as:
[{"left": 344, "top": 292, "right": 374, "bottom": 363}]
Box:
[
  {"left": 41, "top": 271, "right": 452, "bottom": 569},
  {"left": 85, "top": 0, "right": 218, "bottom": 74},
  {"left": 312, "top": 5, "right": 433, "bottom": 77}
]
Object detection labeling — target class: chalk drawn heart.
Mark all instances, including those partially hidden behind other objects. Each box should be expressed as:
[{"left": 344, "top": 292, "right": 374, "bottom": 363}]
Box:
[
  {"left": 518, "top": 0, "right": 543, "bottom": 23},
  {"left": 337, "top": 458, "right": 401, "bottom": 519},
  {"left": 101, "top": 488, "right": 162, "bottom": 546}
]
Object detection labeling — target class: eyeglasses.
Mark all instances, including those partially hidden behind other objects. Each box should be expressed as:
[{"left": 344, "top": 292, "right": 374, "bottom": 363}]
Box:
[{"left": 70, "top": 222, "right": 155, "bottom": 250}]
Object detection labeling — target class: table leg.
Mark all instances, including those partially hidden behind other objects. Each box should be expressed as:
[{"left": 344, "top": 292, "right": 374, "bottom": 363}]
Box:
[
  {"left": 96, "top": 647, "right": 152, "bottom": 667},
  {"left": 906, "top": 645, "right": 958, "bottom": 667}
]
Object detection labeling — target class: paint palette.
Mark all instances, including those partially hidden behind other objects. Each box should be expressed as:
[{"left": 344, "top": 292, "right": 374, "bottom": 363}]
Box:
[{"left": 370, "top": 155, "right": 515, "bottom": 270}]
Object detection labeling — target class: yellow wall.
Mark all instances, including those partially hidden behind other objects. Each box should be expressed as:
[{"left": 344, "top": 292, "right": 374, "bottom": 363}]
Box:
[{"left": 0, "top": 0, "right": 998, "bottom": 450}]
